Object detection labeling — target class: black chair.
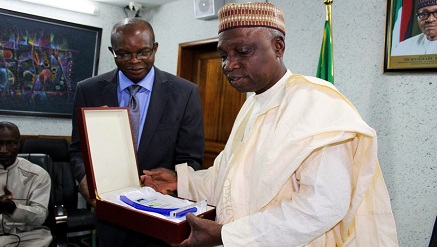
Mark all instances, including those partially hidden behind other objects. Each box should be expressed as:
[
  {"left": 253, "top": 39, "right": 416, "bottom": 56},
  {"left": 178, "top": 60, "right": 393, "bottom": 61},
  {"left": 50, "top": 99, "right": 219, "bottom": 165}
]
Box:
[
  {"left": 430, "top": 216, "right": 437, "bottom": 247},
  {"left": 19, "top": 138, "right": 96, "bottom": 246}
]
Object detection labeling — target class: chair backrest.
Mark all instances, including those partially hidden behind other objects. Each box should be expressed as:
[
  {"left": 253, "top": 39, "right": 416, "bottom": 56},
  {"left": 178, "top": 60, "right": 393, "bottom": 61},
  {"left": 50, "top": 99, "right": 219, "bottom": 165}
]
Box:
[
  {"left": 54, "top": 161, "right": 78, "bottom": 209},
  {"left": 17, "top": 152, "right": 54, "bottom": 175},
  {"left": 430, "top": 216, "right": 437, "bottom": 247},
  {"left": 20, "top": 138, "right": 78, "bottom": 209},
  {"left": 17, "top": 153, "right": 56, "bottom": 231},
  {"left": 20, "top": 138, "right": 69, "bottom": 162}
]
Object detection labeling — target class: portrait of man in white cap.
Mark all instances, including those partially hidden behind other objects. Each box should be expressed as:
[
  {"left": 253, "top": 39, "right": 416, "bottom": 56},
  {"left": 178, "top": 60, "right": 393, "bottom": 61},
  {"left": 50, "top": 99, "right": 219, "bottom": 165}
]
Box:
[{"left": 391, "top": 0, "right": 437, "bottom": 56}]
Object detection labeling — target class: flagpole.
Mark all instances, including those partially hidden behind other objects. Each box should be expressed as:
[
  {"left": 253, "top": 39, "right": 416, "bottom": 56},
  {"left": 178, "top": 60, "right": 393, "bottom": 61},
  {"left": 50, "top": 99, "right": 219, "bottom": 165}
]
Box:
[
  {"left": 324, "top": 0, "right": 334, "bottom": 82},
  {"left": 325, "top": 0, "right": 333, "bottom": 22},
  {"left": 316, "top": 0, "right": 334, "bottom": 84}
]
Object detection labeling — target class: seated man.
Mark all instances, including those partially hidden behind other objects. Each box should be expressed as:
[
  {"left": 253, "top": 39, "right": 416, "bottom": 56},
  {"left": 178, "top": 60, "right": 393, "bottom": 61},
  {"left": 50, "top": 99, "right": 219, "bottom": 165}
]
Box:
[{"left": 0, "top": 121, "right": 52, "bottom": 247}]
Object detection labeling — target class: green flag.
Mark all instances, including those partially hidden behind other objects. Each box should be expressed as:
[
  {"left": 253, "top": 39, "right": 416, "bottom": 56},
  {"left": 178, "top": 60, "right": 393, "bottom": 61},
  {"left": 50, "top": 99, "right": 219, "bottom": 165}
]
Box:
[{"left": 316, "top": 20, "right": 334, "bottom": 84}]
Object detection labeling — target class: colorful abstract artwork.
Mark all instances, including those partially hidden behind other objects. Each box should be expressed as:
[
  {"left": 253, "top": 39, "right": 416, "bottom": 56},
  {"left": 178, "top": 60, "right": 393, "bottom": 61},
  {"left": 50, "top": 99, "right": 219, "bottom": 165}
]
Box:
[{"left": 0, "top": 9, "right": 101, "bottom": 117}]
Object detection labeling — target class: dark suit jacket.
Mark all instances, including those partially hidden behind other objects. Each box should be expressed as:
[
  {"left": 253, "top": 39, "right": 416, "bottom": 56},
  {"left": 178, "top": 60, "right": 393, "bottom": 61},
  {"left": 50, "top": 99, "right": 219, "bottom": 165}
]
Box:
[{"left": 69, "top": 67, "right": 204, "bottom": 183}]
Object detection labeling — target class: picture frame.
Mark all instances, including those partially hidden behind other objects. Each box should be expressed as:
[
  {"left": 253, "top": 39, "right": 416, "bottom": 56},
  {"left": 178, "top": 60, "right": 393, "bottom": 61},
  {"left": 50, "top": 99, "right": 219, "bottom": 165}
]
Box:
[
  {"left": 384, "top": 0, "right": 437, "bottom": 72},
  {"left": 0, "top": 8, "right": 102, "bottom": 118}
]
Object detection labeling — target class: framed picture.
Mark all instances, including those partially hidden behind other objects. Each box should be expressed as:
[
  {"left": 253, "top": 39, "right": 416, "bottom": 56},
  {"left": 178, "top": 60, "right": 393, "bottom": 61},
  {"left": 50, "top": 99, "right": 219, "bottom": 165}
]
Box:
[
  {"left": 0, "top": 8, "right": 102, "bottom": 118},
  {"left": 384, "top": 0, "right": 437, "bottom": 72}
]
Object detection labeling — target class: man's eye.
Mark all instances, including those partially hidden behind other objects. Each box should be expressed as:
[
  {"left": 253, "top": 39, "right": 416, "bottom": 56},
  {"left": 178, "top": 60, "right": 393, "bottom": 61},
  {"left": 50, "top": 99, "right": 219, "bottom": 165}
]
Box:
[
  {"left": 140, "top": 50, "right": 152, "bottom": 56},
  {"left": 3, "top": 141, "right": 18, "bottom": 147},
  {"left": 237, "top": 49, "right": 252, "bottom": 56}
]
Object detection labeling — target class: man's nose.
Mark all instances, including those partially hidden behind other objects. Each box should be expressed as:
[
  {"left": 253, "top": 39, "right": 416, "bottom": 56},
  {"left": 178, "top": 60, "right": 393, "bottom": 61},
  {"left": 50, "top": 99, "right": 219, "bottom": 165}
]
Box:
[{"left": 222, "top": 57, "right": 240, "bottom": 72}]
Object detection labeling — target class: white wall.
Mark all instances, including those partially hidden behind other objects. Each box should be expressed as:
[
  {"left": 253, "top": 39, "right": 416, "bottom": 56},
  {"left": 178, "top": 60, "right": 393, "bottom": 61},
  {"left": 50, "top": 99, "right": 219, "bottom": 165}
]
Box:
[{"left": 1, "top": 0, "right": 436, "bottom": 246}]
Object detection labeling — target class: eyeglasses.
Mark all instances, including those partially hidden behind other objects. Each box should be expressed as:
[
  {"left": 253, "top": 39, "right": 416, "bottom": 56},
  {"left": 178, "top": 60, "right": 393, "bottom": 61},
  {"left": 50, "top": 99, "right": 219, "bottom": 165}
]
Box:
[
  {"left": 110, "top": 43, "right": 156, "bottom": 61},
  {"left": 416, "top": 10, "right": 437, "bottom": 20}
]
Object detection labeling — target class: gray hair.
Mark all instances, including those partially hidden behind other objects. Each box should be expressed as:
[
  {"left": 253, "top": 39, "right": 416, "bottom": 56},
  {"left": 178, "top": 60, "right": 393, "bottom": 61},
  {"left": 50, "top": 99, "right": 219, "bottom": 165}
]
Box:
[{"left": 110, "top": 17, "right": 155, "bottom": 48}]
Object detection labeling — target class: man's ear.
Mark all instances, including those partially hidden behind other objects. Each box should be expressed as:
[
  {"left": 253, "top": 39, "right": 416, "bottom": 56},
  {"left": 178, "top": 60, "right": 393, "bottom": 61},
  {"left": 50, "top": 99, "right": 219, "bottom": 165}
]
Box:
[
  {"left": 274, "top": 36, "right": 285, "bottom": 56},
  {"left": 153, "top": 42, "right": 159, "bottom": 53}
]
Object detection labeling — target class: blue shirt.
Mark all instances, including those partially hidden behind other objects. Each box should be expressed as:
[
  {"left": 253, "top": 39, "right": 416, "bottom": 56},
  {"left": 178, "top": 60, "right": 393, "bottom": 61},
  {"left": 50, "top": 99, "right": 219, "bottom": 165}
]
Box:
[{"left": 117, "top": 67, "right": 155, "bottom": 148}]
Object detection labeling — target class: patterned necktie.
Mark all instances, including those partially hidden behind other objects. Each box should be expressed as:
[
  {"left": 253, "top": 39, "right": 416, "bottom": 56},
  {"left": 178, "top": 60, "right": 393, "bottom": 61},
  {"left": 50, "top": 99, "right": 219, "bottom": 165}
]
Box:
[{"left": 128, "top": 85, "right": 141, "bottom": 148}]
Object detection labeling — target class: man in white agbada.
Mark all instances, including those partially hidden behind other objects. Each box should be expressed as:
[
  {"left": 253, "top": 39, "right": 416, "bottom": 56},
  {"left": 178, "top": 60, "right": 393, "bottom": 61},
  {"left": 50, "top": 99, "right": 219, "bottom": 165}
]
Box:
[
  {"left": 142, "top": 2, "right": 399, "bottom": 246},
  {"left": 391, "top": 0, "right": 437, "bottom": 56},
  {"left": 0, "top": 122, "right": 52, "bottom": 247}
]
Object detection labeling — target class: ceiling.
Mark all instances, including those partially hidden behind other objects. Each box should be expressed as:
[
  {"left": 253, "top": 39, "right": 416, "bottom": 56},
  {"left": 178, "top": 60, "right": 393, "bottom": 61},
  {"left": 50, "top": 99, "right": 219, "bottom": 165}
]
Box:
[{"left": 92, "top": 0, "right": 178, "bottom": 8}]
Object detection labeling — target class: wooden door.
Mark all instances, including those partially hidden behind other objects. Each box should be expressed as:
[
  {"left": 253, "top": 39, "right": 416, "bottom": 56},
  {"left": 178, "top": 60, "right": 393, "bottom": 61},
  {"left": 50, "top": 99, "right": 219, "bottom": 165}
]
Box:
[{"left": 177, "top": 38, "right": 245, "bottom": 169}]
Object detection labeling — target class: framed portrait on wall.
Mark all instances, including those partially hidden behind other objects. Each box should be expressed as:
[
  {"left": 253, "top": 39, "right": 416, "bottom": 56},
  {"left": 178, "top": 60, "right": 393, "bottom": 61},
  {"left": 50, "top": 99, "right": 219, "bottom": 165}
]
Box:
[
  {"left": 384, "top": 0, "right": 437, "bottom": 72},
  {"left": 0, "top": 8, "right": 102, "bottom": 118}
]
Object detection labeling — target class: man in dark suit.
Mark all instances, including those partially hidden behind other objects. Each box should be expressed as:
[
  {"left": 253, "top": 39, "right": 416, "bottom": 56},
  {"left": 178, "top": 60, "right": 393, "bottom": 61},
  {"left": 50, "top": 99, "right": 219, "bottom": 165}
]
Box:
[{"left": 68, "top": 18, "right": 204, "bottom": 247}]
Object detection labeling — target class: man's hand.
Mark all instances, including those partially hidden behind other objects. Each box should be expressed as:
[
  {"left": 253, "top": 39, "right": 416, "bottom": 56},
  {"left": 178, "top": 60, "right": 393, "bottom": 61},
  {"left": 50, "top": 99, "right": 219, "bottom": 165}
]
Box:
[
  {"left": 175, "top": 213, "right": 223, "bottom": 247},
  {"left": 78, "top": 176, "right": 96, "bottom": 208},
  {"left": 0, "top": 185, "right": 16, "bottom": 214},
  {"left": 1, "top": 186, "right": 12, "bottom": 199},
  {"left": 141, "top": 168, "right": 177, "bottom": 194}
]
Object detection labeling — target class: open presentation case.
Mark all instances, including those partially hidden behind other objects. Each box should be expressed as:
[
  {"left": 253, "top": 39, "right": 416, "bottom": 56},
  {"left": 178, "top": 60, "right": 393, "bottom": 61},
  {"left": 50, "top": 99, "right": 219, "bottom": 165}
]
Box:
[{"left": 77, "top": 107, "right": 215, "bottom": 244}]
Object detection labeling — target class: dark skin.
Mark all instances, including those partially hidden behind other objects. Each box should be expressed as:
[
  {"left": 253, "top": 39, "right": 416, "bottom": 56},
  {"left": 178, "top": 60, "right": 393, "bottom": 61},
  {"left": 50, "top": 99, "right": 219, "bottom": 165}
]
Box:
[
  {"left": 78, "top": 18, "right": 159, "bottom": 207},
  {"left": 0, "top": 125, "right": 20, "bottom": 214},
  {"left": 0, "top": 186, "right": 15, "bottom": 214},
  {"left": 417, "top": 5, "right": 437, "bottom": 41},
  {"left": 217, "top": 27, "right": 287, "bottom": 95},
  {"left": 108, "top": 18, "right": 158, "bottom": 83},
  {"left": 141, "top": 26, "right": 287, "bottom": 247}
]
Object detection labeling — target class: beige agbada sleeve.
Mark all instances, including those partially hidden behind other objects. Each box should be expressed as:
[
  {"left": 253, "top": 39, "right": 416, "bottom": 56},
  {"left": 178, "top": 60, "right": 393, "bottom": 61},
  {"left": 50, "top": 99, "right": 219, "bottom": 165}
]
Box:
[{"left": 177, "top": 73, "right": 398, "bottom": 246}]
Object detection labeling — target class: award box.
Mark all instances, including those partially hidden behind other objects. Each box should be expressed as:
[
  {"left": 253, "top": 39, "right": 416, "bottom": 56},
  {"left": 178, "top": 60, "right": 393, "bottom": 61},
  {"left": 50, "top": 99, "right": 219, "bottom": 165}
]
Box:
[{"left": 77, "top": 107, "right": 216, "bottom": 244}]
